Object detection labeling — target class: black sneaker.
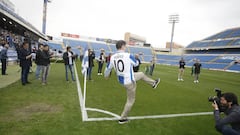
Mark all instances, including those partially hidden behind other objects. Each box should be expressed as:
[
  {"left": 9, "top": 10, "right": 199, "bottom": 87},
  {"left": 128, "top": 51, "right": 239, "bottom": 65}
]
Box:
[
  {"left": 152, "top": 78, "right": 160, "bottom": 89},
  {"left": 118, "top": 119, "right": 129, "bottom": 124}
]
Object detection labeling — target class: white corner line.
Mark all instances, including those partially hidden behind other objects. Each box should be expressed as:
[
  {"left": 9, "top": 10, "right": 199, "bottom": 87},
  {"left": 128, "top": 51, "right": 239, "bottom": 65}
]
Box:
[
  {"left": 74, "top": 62, "right": 88, "bottom": 121},
  {"left": 85, "top": 112, "right": 213, "bottom": 122},
  {"left": 86, "top": 107, "right": 121, "bottom": 119}
]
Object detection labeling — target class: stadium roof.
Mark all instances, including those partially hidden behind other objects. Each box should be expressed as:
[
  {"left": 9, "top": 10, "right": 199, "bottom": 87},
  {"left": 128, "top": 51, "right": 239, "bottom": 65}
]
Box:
[{"left": 0, "top": 2, "right": 48, "bottom": 41}]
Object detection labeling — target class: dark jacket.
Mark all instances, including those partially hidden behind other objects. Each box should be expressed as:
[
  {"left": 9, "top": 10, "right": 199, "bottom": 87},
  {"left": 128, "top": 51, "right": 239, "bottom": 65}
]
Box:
[
  {"left": 179, "top": 60, "right": 185, "bottom": 69},
  {"left": 19, "top": 48, "right": 32, "bottom": 67},
  {"left": 214, "top": 105, "right": 240, "bottom": 132},
  {"left": 35, "top": 49, "right": 44, "bottom": 65},
  {"left": 193, "top": 63, "right": 201, "bottom": 74},
  {"left": 63, "top": 51, "right": 75, "bottom": 65},
  {"left": 88, "top": 52, "right": 95, "bottom": 67},
  {"left": 42, "top": 50, "right": 51, "bottom": 66}
]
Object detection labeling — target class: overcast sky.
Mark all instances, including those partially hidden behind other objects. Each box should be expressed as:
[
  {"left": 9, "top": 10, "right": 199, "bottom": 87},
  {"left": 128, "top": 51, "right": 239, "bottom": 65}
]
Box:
[{"left": 10, "top": 0, "right": 240, "bottom": 48}]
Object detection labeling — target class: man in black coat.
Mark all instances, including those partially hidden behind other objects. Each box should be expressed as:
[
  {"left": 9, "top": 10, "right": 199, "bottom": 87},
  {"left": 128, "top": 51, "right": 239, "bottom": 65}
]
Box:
[
  {"left": 19, "top": 42, "right": 32, "bottom": 85},
  {"left": 87, "top": 49, "right": 95, "bottom": 80},
  {"left": 63, "top": 46, "right": 75, "bottom": 81},
  {"left": 0, "top": 43, "right": 9, "bottom": 75}
]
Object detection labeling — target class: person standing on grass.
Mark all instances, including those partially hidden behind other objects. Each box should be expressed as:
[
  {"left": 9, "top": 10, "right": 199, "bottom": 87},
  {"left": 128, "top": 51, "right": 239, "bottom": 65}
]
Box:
[
  {"left": 178, "top": 57, "right": 185, "bottom": 81},
  {"left": 193, "top": 59, "right": 201, "bottom": 83},
  {"left": 104, "top": 40, "right": 160, "bottom": 124},
  {"left": 97, "top": 49, "right": 105, "bottom": 75},
  {"left": 63, "top": 46, "right": 76, "bottom": 82},
  {"left": 35, "top": 43, "right": 44, "bottom": 79},
  {"left": 41, "top": 45, "right": 52, "bottom": 85},
  {"left": 149, "top": 56, "right": 156, "bottom": 76},
  {"left": 105, "top": 53, "right": 112, "bottom": 76},
  {"left": 87, "top": 49, "right": 95, "bottom": 80},
  {"left": 0, "top": 43, "right": 9, "bottom": 75},
  {"left": 19, "top": 42, "right": 32, "bottom": 85}
]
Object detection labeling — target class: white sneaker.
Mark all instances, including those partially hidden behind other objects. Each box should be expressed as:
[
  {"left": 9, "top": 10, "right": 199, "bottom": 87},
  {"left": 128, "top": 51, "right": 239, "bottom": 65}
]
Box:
[
  {"left": 196, "top": 80, "right": 199, "bottom": 83},
  {"left": 153, "top": 78, "right": 160, "bottom": 89},
  {"left": 178, "top": 78, "right": 180, "bottom": 81},
  {"left": 194, "top": 80, "right": 197, "bottom": 83},
  {"left": 180, "top": 79, "right": 184, "bottom": 81}
]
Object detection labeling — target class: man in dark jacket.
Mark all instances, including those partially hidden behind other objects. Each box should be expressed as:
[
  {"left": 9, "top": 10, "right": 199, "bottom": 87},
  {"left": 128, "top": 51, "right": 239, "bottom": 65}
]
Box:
[
  {"left": 63, "top": 46, "right": 75, "bottom": 82},
  {"left": 87, "top": 49, "right": 95, "bottom": 80},
  {"left": 0, "top": 44, "right": 9, "bottom": 75},
  {"left": 212, "top": 92, "right": 240, "bottom": 135},
  {"left": 35, "top": 44, "right": 44, "bottom": 79},
  {"left": 19, "top": 42, "right": 32, "bottom": 85},
  {"left": 41, "top": 45, "right": 52, "bottom": 85}
]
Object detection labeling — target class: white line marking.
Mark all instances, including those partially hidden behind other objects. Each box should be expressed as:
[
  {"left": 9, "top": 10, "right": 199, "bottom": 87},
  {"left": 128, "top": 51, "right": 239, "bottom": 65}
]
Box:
[
  {"left": 74, "top": 63, "right": 212, "bottom": 122},
  {"left": 85, "top": 112, "right": 213, "bottom": 122},
  {"left": 74, "top": 62, "right": 88, "bottom": 121},
  {"left": 86, "top": 107, "right": 121, "bottom": 119}
]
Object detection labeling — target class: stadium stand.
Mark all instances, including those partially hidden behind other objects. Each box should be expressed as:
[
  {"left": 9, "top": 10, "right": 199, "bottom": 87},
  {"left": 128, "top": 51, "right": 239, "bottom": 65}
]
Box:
[
  {"left": 48, "top": 42, "right": 63, "bottom": 51},
  {"left": 128, "top": 46, "right": 153, "bottom": 62},
  {"left": 61, "top": 38, "right": 154, "bottom": 62},
  {"left": 183, "top": 27, "right": 240, "bottom": 72},
  {"left": 60, "top": 26, "right": 240, "bottom": 72},
  {"left": 1, "top": 1, "right": 48, "bottom": 63}
]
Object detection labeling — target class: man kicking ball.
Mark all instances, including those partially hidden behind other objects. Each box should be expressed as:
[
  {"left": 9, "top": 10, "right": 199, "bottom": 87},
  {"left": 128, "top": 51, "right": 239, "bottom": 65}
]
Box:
[{"left": 104, "top": 40, "right": 160, "bottom": 124}]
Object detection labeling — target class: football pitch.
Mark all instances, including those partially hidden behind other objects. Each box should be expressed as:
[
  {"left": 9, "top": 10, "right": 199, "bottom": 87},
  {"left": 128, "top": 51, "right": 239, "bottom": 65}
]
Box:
[{"left": 0, "top": 61, "right": 239, "bottom": 135}]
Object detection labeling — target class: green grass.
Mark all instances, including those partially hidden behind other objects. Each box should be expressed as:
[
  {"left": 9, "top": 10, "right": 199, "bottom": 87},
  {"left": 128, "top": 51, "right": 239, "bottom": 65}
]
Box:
[
  {"left": 0, "top": 64, "right": 20, "bottom": 88},
  {"left": 0, "top": 61, "right": 239, "bottom": 135}
]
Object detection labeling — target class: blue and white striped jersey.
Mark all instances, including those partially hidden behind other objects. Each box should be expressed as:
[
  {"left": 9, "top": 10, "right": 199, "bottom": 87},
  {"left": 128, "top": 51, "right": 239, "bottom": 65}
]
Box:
[{"left": 104, "top": 50, "right": 139, "bottom": 85}]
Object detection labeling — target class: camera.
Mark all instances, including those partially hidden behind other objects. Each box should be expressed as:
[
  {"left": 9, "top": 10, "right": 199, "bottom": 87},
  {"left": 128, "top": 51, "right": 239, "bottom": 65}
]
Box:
[
  {"left": 208, "top": 88, "right": 225, "bottom": 112},
  {"left": 208, "top": 88, "right": 222, "bottom": 102}
]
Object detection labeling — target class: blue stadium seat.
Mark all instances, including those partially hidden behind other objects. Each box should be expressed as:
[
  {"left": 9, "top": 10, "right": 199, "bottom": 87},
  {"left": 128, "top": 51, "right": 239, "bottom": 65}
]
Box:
[
  {"left": 228, "top": 64, "right": 240, "bottom": 71},
  {"left": 48, "top": 42, "right": 63, "bottom": 51}
]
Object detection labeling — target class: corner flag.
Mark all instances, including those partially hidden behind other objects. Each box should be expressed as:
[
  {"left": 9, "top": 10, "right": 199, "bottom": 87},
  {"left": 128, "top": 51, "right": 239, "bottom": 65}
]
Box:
[{"left": 81, "top": 49, "right": 89, "bottom": 75}]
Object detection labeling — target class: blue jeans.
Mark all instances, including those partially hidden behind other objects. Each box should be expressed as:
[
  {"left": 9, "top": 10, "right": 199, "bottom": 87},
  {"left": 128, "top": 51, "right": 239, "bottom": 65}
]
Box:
[
  {"left": 149, "top": 64, "right": 155, "bottom": 76},
  {"left": 216, "top": 125, "right": 240, "bottom": 135},
  {"left": 87, "top": 67, "right": 92, "bottom": 80},
  {"left": 21, "top": 66, "right": 30, "bottom": 84},
  {"left": 220, "top": 126, "right": 240, "bottom": 135},
  {"left": 65, "top": 64, "right": 75, "bottom": 81},
  {"left": 35, "top": 65, "right": 43, "bottom": 79}
]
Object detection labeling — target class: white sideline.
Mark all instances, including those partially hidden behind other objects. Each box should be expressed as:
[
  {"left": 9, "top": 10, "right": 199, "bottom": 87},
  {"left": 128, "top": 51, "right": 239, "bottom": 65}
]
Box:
[
  {"left": 74, "top": 62, "right": 213, "bottom": 122},
  {"left": 86, "top": 112, "right": 213, "bottom": 122},
  {"left": 74, "top": 62, "right": 88, "bottom": 121}
]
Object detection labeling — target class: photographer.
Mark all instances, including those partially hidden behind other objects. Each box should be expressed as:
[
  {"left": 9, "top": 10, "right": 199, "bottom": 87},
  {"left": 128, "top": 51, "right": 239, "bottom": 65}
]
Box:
[{"left": 212, "top": 92, "right": 240, "bottom": 135}]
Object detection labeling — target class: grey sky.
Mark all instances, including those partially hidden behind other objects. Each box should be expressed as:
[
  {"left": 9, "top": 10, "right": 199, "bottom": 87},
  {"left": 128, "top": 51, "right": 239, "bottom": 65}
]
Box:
[{"left": 10, "top": 0, "right": 240, "bottom": 47}]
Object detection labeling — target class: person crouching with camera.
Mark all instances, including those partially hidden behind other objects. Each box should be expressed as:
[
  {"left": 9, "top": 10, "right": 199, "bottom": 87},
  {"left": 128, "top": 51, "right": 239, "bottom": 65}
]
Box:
[{"left": 212, "top": 92, "right": 240, "bottom": 135}]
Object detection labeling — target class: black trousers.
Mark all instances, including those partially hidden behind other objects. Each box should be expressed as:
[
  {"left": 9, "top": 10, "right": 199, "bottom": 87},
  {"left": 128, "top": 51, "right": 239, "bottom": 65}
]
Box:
[
  {"left": 1, "top": 59, "right": 7, "bottom": 75},
  {"left": 98, "top": 62, "right": 104, "bottom": 73}
]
